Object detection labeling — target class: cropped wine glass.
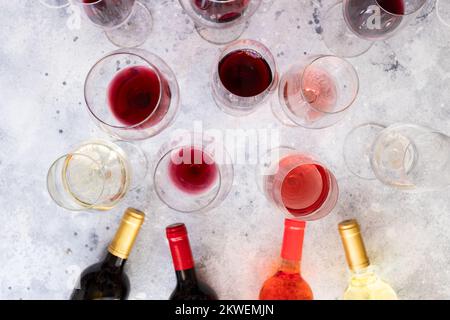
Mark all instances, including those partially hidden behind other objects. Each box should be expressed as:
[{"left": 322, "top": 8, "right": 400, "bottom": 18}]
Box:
[
  {"left": 437, "top": 0, "right": 450, "bottom": 28},
  {"left": 344, "top": 123, "right": 450, "bottom": 191},
  {"left": 322, "top": 0, "right": 427, "bottom": 57},
  {"left": 178, "top": 0, "right": 262, "bottom": 44},
  {"left": 47, "top": 139, "right": 148, "bottom": 211},
  {"left": 211, "top": 39, "right": 278, "bottom": 116},
  {"left": 84, "top": 48, "right": 180, "bottom": 141},
  {"left": 39, "top": 0, "right": 71, "bottom": 8},
  {"left": 272, "top": 55, "right": 359, "bottom": 129},
  {"left": 72, "top": 0, "right": 153, "bottom": 48},
  {"left": 257, "top": 147, "right": 339, "bottom": 221},
  {"left": 153, "top": 132, "right": 234, "bottom": 213}
]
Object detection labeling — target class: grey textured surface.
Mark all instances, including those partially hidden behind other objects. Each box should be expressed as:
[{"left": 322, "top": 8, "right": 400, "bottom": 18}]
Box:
[{"left": 0, "top": 0, "right": 449, "bottom": 300}]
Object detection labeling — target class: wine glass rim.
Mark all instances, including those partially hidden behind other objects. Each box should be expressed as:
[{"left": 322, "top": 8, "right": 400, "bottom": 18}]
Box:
[
  {"left": 153, "top": 147, "right": 226, "bottom": 214},
  {"left": 178, "top": 0, "right": 261, "bottom": 28},
  {"left": 47, "top": 152, "right": 107, "bottom": 211},
  {"left": 72, "top": 0, "right": 103, "bottom": 6},
  {"left": 215, "top": 39, "right": 278, "bottom": 104},
  {"left": 84, "top": 51, "right": 164, "bottom": 130},
  {"left": 374, "top": 0, "right": 427, "bottom": 17},
  {"left": 301, "top": 55, "right": 359, "bottom": 115}
]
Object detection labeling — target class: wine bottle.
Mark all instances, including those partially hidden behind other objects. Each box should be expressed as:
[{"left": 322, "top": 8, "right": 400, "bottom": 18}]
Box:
[
  {"left": 166, "top": 223, "right": 218, "bottom": 300},
  {"left": 259, "top": 219, "right": 313, "bottom": 300},
  {"left": 338, "top": 219, "right": 398, "bottom": 300},
  {"left": 70, "top": 208, "right": 145, "bottom": 300}
]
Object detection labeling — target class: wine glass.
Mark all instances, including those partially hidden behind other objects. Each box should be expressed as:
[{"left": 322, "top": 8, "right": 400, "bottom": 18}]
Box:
[
  {"left": 322, "top": 0, "right": 427, "bottom": 57},
  {"left": 72, "top": 0, "right": 153, "bottom": 48},
  {"left": 47, "top": 139, "right": 148, "bottom": 211},
  {"left": 437, "top": 0, "right": 450, "bottom": 27},
  {"left": 256, "top": 147, "right": 339, "bottom": 221},
  {"left": 84, "top": 48, "right": 180, "bottom": 141},
  {"left": 153, "top": 132, "right": 234, "bottom": 213},
  {"left": 271, "top": 55, "right": 359, "bottom": 129},
  {"left": 211, "top": 39, "right": 278, "bottom": 116},
  {"left": 39, "top": 0, "right": 71, "bottom": 8},
  {"left": 344, "top": 123, "right": 450, "bottom": 191},
  {"left": 178, "top": 0, "right": 262, "bottom": 44}
]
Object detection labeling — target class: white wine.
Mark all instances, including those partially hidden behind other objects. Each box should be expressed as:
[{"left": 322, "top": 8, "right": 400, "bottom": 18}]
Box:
[
  {"left": 63, "top": 140, "right": 130, "bottom": 210},
  {"left": 338, "top": 219, "right": 398, "bottom": 300}
]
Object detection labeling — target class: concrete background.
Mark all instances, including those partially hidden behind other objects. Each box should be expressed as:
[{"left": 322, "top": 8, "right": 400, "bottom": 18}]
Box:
[{"left": 0, "top": 0, "right": 449, "bottom": 299}]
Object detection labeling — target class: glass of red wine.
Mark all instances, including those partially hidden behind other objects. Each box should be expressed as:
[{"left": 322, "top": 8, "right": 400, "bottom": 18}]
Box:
[
  {"left": 211, "top": 39, "right": 278, "bottom": 116},
  {"left": 272, "top": 55, "right": 359, "bottom": 129},
  {"left": 178, "top": 0, "right": 262, "bottom": 44},
  {"left": 153, "top": 132, "right": 234, "bottom": 213},
  {"left": 73, "top": 0, "right": 153, "bottom": 48},
  {"left": 322, "top": 0, "right": 427, "bottom": 57},
  {"left": 84, "top": 48, "right": 180, "bottom": 141},
  {"left": 257, "top": 147, "right": 339, "bottom": 221}
]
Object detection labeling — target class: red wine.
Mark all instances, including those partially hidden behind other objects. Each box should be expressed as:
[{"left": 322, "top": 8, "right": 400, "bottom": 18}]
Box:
[
  {"left": 166, "top": 223, "right": 218, "bottom": 301},
  {"left": 279, "top": 156, "right": 331, "bottom": 216},
  {"left": 377, "top": 0, "right": 405, "bottom": 15},
  {"left": 169, "top": 147, "right": 218, "bottom": 194},
  {"left": 70, "top": 208, "right": 145, "bottom": 300},
  {"left": 193, "top": 0, "right": 250, "bottom": 23},
  {"left": 108, "top": 66, "right": 171, "bottom": 128},
  {"left": 219, "top": 49, "right": 273, "bottom": 97},
  {"left": 82, "top": 0, "right": 135, "bottom": 28}
]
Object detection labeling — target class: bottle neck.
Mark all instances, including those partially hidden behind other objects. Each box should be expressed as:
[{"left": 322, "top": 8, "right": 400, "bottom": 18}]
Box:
[
  {"left": 349, "top": 265, "right": 379, "bottom": 286},
  {"left": 280, "top": 219, "right": 305, "bottom": 274},
  {"left": 175, "top": 268, "right": 198, "bottom": 286},
  {"left": 102, "top": 252, "right": 127, "bottom": 271},
  {"left": 166, "top": 225, "right": 196, "bottom": 275},
  {"left": 279, "top": 258, "right": 300, "bottom": 274}
]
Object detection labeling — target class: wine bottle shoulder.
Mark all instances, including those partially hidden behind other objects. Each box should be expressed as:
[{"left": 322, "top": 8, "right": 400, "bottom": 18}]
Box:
[
  {"left": 70, "top": 262, "right": 130, "bottom": 300},
  {"left": 170, "top": 281, "right": 218, "bottom": 301}
]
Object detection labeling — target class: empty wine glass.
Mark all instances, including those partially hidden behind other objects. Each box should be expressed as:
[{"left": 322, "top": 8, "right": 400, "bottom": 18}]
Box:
[
  {"left": 344, "top": 123, "right": 450, "bottom": 191},
  {"left": 72, "top": 0, "right": 153, "bottom": 48},
  {"left": 84, "top": 48, "right": 180, "bottom": 141},
  {"left": 211, "top": 39, "right": 278, "bottom": 116},
  {"left": 256, "top": 147, "right": 339, "bottom": 221},
  {"left": 437, "top": 0, "right": 450, "bottom": 27},
  {"left": 178, "top": 0, "right": 262, "bottom": 44},
  {"left": 153, "top": 132, "right": 234, "bottom": 213},
  {"left": 271, "top": 55, "right": 359, "bottom": 129},
  {"left": 47, "top": 139, "right": 148, "bottom": 211},
  {"left": 322, "top": 0, "right": 427, "bottom": 57}
]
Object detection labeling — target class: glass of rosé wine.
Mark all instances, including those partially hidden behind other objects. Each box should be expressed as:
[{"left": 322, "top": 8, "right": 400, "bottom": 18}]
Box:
[
  {"left": 153, "top": 132, "right": 234, "bottom": 213},
  {"left": 271, "top": 55, "right": 358, "bottom": 129},
  {"left": 257, "top": 147, "right": 339, "bottom": 221},
  {"left": 322, "top": 0, "right": 427, "bottom": 57},
  {"left": 72, "top": 0, "right": 153, "bottom": 48},
  {"left": 178, "top": 0, "right": 262, "bottom": 44},
  {"left": 84, "top": 48, "right": 180, "bottom": 141}
]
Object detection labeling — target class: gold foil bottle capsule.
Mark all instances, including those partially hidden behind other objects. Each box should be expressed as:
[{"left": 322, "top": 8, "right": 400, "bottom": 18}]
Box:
[{"left": 338, "top": 219, "right": 370, "bottom": 271}]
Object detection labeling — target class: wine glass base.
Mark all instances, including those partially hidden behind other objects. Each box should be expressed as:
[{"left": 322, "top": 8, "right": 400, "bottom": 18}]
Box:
[
  {"left": 343, "top": 123, "right": 386, "bottom": 180},
  {"left": 270, "top": 95, "right": 298, "bottom": 127},
  {"left": 322, "top": 1, "right": 373, "bottom": 58},
  {"left": 105, "top": 1, "right": 153, "bottom": 48},
  {"left": 195, "top": 22, "right": 248, "bottom": 45}
]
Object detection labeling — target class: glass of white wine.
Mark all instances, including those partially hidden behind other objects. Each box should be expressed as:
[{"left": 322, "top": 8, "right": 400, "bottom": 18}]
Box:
[
  {"left": 47, "top": 140, "right": 147, "bottom": 211},
  {"left": 344, "top": 123, "right": 450, "bottom": 191}
]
